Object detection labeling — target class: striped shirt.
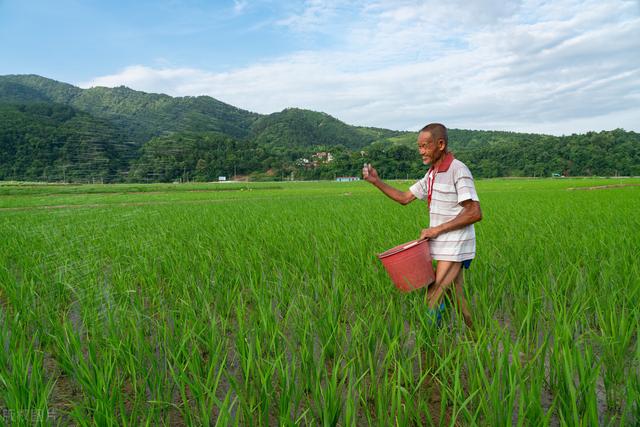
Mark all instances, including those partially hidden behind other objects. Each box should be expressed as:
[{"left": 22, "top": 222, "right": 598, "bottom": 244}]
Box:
[{"left": 409, "top": 153, "right": 479, "bottom": 262}]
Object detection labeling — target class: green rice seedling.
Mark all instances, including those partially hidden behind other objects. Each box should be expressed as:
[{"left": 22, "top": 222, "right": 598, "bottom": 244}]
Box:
[
  {"left": 435, "top": 347, "right": 479, "bottom": 426},
  {"left": 514, "top": 335, "right": 555, "bottom": 425},
  {"left": 47, "top": 318, "right": 123, "bottom": 425},
  {"left": 249, "top": 284, "right": 284, "bottom": 358},
  {"left": 343, "top": 364, "right": 368, "bottom": 427},
  {"left": 622, "top": 333, "right": 640, "bottom": 424},
  {"left": 557, "top": 345, "right": 600, "bottom": 425},
  {"left": 368, "top": 363, "right": 395, "bottom": 426},
  {"left": 389, "top": 367, "right": 414, "bottom": 426},
  {"left": 297, "top": 314, "right": 318, "bottom": 395},
  {"left": 165, "top": 327, "right": 197, "bottom": 424},
  {"left": 393, "top": 339, "right": 419, "bottom": 393},
  {"left": 230, "top": 305, "right": 257, "bottom": 423},
  {"left": 0, "top": 316, "right": 54, "bottom": 426},
  {"left": 435, "top": 372, "right": 451, "bottom": 426},
  {"left": 233, "top": 293, "right": 281, "bottom": 423},
  {"left": 373, "top": 336, "right": 412, "bottom": 424},
  {"left": 166, "top": 325, "right": 230, "bottom": 425},
  {"left": 274, "top": 353, "right": 304, "bottom": 426},
  {"left": 212, "top": 392, "right": 238, "bottom": 427},
  {"left": 118, "top": 335, "right": 155, "bottom": 423},
  {"left": 510, "top": 280, "right": 545, "bottom": 353},
  {"left": 119, "top": 306, "right": 179, "bottom": 425},
  {"left": 254, "top": 351, "right": 278, "bottom": 424},
  {"left": 1, "top": 178, "right": 639, "bottom": 424},
  {"left": 548, "top": 321, "right": 600, "bottom": 425},
  {"left": 311, "top": 356, "right": 348, "bottom": 426},
  {"left": 316, "top": 301, "right": 340, "bottom": 360},
  {"left": 593, "top": 297, "right": 635, "bottom": 413},
  {"left": 346, "top": 319, "right": 373, "bottom": 407},
  {"left": 463, "top": 329, "right": 519, "bottom": 425}
]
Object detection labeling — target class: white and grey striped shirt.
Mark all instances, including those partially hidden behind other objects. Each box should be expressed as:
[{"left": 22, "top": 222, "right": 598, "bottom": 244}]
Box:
[{"left": 410, "top": 156, "right": 479, "bottom": 261}]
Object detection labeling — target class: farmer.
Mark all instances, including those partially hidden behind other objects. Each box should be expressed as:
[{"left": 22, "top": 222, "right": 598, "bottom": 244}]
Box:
[{"left": 362, "top": 123, "right": 482, "bottom": 327}]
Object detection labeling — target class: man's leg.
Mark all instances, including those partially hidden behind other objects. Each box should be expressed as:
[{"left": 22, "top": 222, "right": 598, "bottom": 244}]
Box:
[{"left": 425, "top": 261, "right": 462, "bottom": 309}]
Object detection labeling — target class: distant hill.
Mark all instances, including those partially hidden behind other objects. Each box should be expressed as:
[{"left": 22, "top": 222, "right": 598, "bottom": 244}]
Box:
[
  {"left": 1, "top": 74, "right": 638, "bottom": 182},
  {"left": 0, "top": 101, "right": 132, "bottom": 182},
  {"left": 249, "top": 108, "right": 405, "bottom": 150},
  {"left": 0, "top": 74, "right": 260, "bottom": 141}
]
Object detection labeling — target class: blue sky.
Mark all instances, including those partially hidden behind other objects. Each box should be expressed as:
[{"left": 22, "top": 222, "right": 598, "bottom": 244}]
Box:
[{"left": 2, "top": 0, "right": 639, "bottom": 134}]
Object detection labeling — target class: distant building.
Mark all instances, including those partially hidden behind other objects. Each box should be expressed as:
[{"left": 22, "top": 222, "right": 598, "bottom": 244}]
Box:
[
  {"left": 295, "top": 152, "right": 335, "bottom": 169},
  {"left": 336, "top": 176, "right": 360, "bottom": 182},
  {"left": 296, "top": 158, "right": 311, "bottom": 168},
  {"left": 313, "top": 151, "right": 334, "bottom": 163}
]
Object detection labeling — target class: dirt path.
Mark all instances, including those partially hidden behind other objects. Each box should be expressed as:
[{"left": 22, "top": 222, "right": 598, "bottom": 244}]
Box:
[
  {"left": 567, "top": 183, "right": 640, "bottom": 191},
  {"left": 0, "top": 197, "right": 256, "bottom": 212},
  {"left": 0, "top": 192, "right": 349, "bottom": 212}
]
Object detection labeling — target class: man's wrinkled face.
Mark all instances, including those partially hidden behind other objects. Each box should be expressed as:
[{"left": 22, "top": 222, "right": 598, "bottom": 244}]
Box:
[{"left": 417, "top": 131, "right": 444, "bottom": 165}]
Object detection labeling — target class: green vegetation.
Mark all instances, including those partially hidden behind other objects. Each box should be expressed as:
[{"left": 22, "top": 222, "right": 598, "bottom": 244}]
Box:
[
  {"left": 0, "top": 74, "right": 260, "bottom": 141},
  {"left": 0, "top": 102, "right": 131, "bottom": 182},
  {"left": 250, "top": 108, "right": 383, "bottom": 149},
  {"left": 1, "top": 74, "right": 639, "bottom": 183},
  {"left": 129, "top": 132, "right": 264, "bottom": 183},
  {"left": 0, "top": 178, "right": 639, "bottom": 425},
  {"left": 450, "top": 128, "right": 640, "bottom": 178}
]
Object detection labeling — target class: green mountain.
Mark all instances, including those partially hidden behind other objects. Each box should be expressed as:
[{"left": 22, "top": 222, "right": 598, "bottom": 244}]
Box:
[
  {"left": 0, "top": 101, "right": 132, "bottom": 182},
  {"left": 0, "top": 74, "right": 260, "bottom": 141},
  {"left": 250, "top": 108, "right": 405, "bottom": 149},
  {"left": 1, "top": 74, "right": 638, "bottom": 182},
  {"left": 129, "top": 131, "right": 267, "bottom": 182}
]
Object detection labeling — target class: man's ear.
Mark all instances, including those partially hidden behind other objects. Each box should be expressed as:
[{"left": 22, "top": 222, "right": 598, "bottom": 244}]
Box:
[{"left": 437, "top": 139, "right": 446, "bottom": 151}]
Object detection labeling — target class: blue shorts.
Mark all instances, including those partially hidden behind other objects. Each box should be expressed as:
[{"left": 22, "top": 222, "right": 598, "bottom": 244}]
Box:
[{"left": 462, "top": 259, "right": 472, "bottom": 269}]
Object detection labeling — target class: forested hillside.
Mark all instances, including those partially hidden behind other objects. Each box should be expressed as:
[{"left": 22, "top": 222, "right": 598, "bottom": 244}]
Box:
[
  {"left": 0, "top": 102, "right": 133, "bottom": 182},
  {"left": 1, "top": 74, "right": 638, "bottom": 182},
  {"left": 0, "top": 75, "right": 260, "bottom": 141},
  {"left": 250, "top": 108, "right": 401, "bottom": 149}
]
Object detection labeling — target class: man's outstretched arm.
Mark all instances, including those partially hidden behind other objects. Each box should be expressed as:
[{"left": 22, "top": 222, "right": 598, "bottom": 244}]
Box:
[{"left": 362, "top": 164, "right": 416, "bottom": 205}]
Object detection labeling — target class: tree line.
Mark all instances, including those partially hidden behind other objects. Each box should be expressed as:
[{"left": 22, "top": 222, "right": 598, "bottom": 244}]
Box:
[
  {"left": 1, "top": 103, "right": 637, "bottom": 183},
  {"left": 1, "top": 75, "right": 639, "bottom": 183}
]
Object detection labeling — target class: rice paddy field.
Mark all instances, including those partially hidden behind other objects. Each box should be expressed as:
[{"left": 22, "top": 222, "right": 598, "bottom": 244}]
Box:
[{"left": 1, "top": 177, "right": 639, "bottom": 426}]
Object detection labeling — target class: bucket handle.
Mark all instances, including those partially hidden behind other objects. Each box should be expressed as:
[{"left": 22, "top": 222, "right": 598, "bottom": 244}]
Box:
[{"left": 402, "top": 240, "right": 424, "bottom": 250}]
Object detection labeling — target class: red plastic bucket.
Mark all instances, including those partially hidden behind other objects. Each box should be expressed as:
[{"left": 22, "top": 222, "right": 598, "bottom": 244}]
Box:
[{"left": 377, "top": 239, "right": 435, "bottom": 292}]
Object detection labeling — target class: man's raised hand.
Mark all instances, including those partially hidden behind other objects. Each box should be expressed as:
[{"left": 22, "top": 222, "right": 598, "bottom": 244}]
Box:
[{"left": 362, "top": 163, "right": 379, "bottom": 183}]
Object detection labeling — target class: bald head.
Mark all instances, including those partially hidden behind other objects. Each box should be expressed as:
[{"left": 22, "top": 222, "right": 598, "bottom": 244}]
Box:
[{"left": 420, "top": 123, "right": 448, "bottom": 147}]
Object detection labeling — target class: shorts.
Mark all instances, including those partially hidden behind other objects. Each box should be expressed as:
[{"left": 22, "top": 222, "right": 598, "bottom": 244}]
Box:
[{"left": 462, "top": 259, "right": 472, "bottom": 269}]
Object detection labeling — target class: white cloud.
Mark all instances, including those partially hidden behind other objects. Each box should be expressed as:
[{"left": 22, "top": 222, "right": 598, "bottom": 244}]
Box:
[
  {"left": 233, "top": 0, "right": 248, "bottom": 14},
  {"left": 276, "top": 0, "right": 361, "bottom": 33},
  {"left": 79, "top": 0, "right": 640, "bottom": 134}
]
